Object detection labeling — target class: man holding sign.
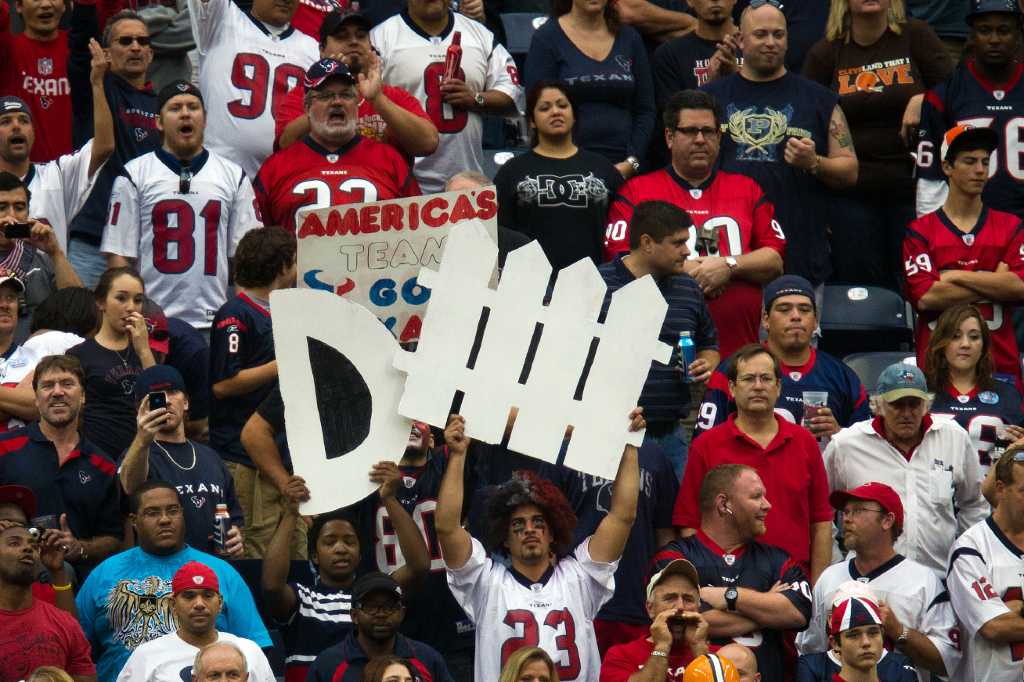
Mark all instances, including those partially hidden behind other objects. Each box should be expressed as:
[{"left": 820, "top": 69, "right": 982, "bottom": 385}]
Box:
[
  {"left": 436, "top": 409, "right": 645, "bottom": 682},
  {"left": 255, "top": 58, "right": 420, "bottom": 233}
]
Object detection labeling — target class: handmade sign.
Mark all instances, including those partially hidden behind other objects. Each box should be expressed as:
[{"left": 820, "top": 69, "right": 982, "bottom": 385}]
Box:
[
  {"left": 274, "top": 222, "right": 671, "bottom": 511},
  {"left": 297, "top": 187, "right": 498, "bottom": 344}
]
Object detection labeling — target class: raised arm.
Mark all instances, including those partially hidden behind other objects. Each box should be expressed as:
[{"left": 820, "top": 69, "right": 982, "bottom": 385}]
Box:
[
  {"left": 435, "top": 414, "right": 473, "bottom": 570},
  {"left": 588, "top": 408, "right": 644, "bottom": 563},
  {"left": 260, "top": 476, "right": 309, "bottom": 621},
  {"left": 87, "top": 38, "right": 115, "bottom": 178},
  {"left": 372, "top": 461, "right": 430, "bottom": 589},
  {"left": 358, "top": 54, "right": 438, "bottom": 157},
  {"left": 119, "top": 396, "right": 168, "bottom": 494}
]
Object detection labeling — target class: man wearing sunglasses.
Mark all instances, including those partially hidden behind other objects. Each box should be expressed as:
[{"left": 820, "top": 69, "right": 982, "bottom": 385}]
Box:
[
  {"left": 307, "top": 572, "right": 452, "bottom": 682},
  {"left": 948, "top": 447, "right": 1024, "bottom": 682},
  {"left": 102, "top": 81, "right": 262, "bottom": 332}
]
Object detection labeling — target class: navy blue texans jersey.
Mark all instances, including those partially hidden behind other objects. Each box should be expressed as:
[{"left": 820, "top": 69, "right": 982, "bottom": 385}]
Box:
[
  {"left": 346, "top": 448, "right": 477, "bottom": 654},
  {"left": 693, "top": 347, "right": 870, "bottom": 439},
  {"left": 916, "top": 61, "right": 1024, "bottom": 217},
  {"left": 931, "top": 379, "right": 1023, "bottom": 473},
  {"left": 796, "top": 650, "right": 918, "bottom": 682},
  {"left": 209, "top": 292, "right": 275, "bottom": 465},
  {"left": 652, "top": 532, "right": 812, "bottom": 682}
]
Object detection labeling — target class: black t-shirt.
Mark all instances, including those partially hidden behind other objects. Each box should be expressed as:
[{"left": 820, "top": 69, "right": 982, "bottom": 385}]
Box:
[
  {"left": 654, "top": 34, "right": 728, "bottom": 106},
  {"left": 134, "top": 439, "right": 245, "bottom": 552},
  {"left": 166, "top": 317, "right": 211, "bottom": 422},
  {"left": 494, "top": 149, "right": 623, "bottom": 270},
  {"left": 66, "top": 338, "right": 143, "bottom": 459}
]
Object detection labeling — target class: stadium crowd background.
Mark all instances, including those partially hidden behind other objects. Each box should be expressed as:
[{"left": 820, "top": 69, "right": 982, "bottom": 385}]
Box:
[{"left": 1, "top": 0, "right": 1024, "bottom": 680}]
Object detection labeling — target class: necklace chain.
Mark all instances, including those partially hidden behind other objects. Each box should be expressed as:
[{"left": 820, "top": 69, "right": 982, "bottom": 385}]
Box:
[{"left": 154, "top": 440, "right": 197, "bottom": 471}]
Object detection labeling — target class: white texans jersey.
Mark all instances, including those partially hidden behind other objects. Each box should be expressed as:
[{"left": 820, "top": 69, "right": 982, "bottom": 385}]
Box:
[
  {"left": 371, "top": 13, "right": 523, "bottom": 193},
  {"left": 27, "top": 138, "right": 100, "bottom": 251},
  {"left": 102, "top": 148, "right": 261, "bottom": 329},
  {"left": 948, "top": 517, "right": 1024, "bottom": 682},
  {"left": 447, "top": 536, "right": 615, "bottom": 682},
  {"left": 797, "top": 555, "right": 961, "bottom": 682},
  {"left": 189, "top": 0, "right": 318, "bottom": 178}
]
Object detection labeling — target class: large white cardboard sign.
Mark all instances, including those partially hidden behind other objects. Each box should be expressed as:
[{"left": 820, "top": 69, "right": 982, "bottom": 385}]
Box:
[
  {"left": 297, "top": 187, "right": 499, "bottom": 344},
  {"left": 274, "top": 223, "right": 672, "bottom": 511}
]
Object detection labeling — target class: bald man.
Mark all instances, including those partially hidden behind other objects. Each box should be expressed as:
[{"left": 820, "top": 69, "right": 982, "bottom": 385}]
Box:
[
  {"left": 718, "top": 643, "right": 760, "bottom": 682},
  {"left": 702, "top": 2, "right": 857, "bottom": 291},
  {"left": 192, "top": 642, "right": 249, "bottom": 682}
]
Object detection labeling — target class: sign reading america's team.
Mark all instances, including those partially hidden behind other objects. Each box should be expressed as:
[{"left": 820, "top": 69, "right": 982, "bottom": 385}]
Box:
[{"left": 297, "top": 187, "right": 499, "bottom": 342}]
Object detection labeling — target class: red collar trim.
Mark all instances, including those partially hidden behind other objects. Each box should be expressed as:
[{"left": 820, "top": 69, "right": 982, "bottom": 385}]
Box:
[
  {"left": 695, "top": 528, "right": 747, "bottom": 559},
  {"left": 967, "top": 60, "right": 1024, "bottom": 95},
  {"left": 779, "top": 347, "right": 816, "bottom": 380},
  {"left": 238, "top": 291, "right": 271, "bottom": 318},
  {"left": 946, "top": 383, "right": 979, "bottom": 400},
  {"left": 871, "top": 414, "right": 932, "bottom": 457}
]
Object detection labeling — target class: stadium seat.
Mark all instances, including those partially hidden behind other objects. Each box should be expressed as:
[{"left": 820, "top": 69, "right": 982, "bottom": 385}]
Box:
[
  {"left": 500, "top": 13, "right": 547, "bottom": 57},
  {"left": 481, "top": 149, "right": 520, "bottom": 180},
  {"left": 818, "top": 284, "right": 915, "bottom": 358},
  {"left": 843, "top": 352, "right": 917, "bottom": 392}
]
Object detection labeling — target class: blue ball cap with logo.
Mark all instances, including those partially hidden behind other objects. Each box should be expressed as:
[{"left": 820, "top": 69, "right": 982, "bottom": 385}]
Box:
[
  {"left": 304, "top": 58, "right": 357, "bottom": 92},
  {"left": 0, "top": 96, "right": 30, "bottom": 118},
  {"left": 133, "top": 364, "right": 187, "bottom": 404},
  {"left": 763, "top": 274, "right": 816, "bottom": 312},
  {"left": 875, "top": 362, "right": 929, "bottom": 402},
  {"left": 968, "top": 0, "right": 1021, "bottom": 21}
]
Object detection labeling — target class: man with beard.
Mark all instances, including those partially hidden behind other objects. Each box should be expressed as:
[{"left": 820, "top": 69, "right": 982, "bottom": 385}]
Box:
[
  {"left": 274, "top": 8, "right": 438, "bottom": 158},
  {"left": 653, "top": 0, "right": 740, "bottom": 101},
  {"left": 117, "top": 561, "right": 274, "bottom": 682},
  {"left": 307, "top": 572, "right": 452, "bottom": 682},
  {"left": 653, "top": 464, "right": 811, "bottom": 682},
  {"left": 0, "top": 354, "right": 121, "bottom": 569},
  {"left": 0, "top": 516, "right": 95, "bottom": 682},
  {"left": 255, "top": 59, "right": 420, "bottom": 233},
  {"left": 102, "top": 81, "right": 262, "bottom": 333},
  {"left": 76, "top": 482, "right": 269, "bottom": 682},
  {"left": 119, "top": 365, "right": 245, "bottom": 557},
  {"left": 916, "top": 0, "right": 1024, "bottom": 217}
]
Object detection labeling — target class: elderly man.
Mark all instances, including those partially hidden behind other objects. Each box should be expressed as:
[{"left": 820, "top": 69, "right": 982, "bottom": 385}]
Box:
[
  {"left": 824, "top": 363, "right": 987, "bottom": 577},
  {"left": 600, "top": 559, "right": 710, "bottom": 681},
  {"left": 797, "top": 482, "right": 960, "bottom": 681},
  {"left": 656, "top": 464, "right": 811, "bottom": 682},
  {"left": 191, "top": 642, "right": 251, "bottom": 682}
]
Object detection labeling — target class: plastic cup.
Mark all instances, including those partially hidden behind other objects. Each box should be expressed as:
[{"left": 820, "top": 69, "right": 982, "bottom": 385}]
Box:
[{"left": 801, "top": 391, "right": 828, "bottom": 429}]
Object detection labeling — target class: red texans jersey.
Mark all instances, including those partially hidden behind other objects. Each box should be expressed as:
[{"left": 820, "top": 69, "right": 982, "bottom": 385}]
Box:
[
  {"left": 605, "top": 167, "right": 786, "bottom": 358},
  {"left": 903, "top": 207, "right": 1024, "bottom": 379},
  {"left": 254, "top": 134, "right": 420, "bottom": 232}
]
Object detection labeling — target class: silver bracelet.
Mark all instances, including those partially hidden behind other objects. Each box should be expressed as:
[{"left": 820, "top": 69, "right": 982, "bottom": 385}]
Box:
[{"left": 650, "top": 650, "right": 668, "bottom": 658}]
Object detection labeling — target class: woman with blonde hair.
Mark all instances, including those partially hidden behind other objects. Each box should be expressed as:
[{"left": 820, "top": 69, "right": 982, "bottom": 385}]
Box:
[
  {"left": 924, "top": 303, "right": 1023, "bottom": 476},
  {"left": 499, "top": 647, "right": 560, "bottom": 682},
  {"left": 27, "top": 668, "right": 75, "bottom": 682},
  {"left": 803, "top": 0, "right": 952, "bottom": 290}
]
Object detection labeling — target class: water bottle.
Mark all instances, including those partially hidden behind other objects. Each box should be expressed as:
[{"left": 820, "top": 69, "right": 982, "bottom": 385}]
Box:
[
  {"left": 678, "top": 331, "right": 696, "bottom": 383},
  {"left": 444, "top": 31, "right": 463, "bottom": 81},
  {"left": 213, "top": 504, "right": 231, "bottom": 553}
]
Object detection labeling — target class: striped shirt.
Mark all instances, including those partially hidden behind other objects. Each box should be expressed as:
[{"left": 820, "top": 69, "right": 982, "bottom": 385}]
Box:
[
  {"left": 598, "top": 255, "right": 718, "bottom": 423},
  {"left": 281, "top": 581, "right": 354, "bottom": 682}
]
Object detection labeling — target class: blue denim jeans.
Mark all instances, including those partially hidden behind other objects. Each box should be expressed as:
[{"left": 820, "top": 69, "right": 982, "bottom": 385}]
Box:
[
  {"left": 643, "top": 420, "right": 689, "bottom": 482},
  {"left": 68, "top": 237, "right": 108, "bottom": 289}
]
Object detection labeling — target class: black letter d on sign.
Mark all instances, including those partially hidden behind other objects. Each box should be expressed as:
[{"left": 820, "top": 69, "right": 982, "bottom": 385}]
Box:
[{"left": 307, "top": 337, "right": 372, "bottom": 460}]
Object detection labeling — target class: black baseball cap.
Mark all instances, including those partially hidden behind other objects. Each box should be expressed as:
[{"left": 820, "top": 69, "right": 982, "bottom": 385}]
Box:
[
  {"left": 133, "top": 364, "right": 187, "bottom": 403},
  {"left": 157, "top": 80, "right": 205, "bottom": 113},
  {"left": 320, "top": 8, "right": 371, "bottom": 44},
  {"left": 942, "top": 124, "right": 999, "bottom": 162},
  {"left": 352, "top": 572, "right": 402, "bottom": 603},
  {"left": 967, "top": 0, "right": 1022, "bottom": 22},
  {"left": 0, "top": 96, "right": 30, "bottom": 118}
]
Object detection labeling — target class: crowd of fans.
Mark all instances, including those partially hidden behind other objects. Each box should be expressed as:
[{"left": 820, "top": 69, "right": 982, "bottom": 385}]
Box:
[{"left": 0, "top": 0, "right": 1024, "bottom": 680}]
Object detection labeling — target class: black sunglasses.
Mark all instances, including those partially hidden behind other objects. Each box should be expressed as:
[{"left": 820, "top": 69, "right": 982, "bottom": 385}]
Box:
[
  {"left": 179, "top": 168, "right": 192, "bottom": 195},
  {"left": 115, "top": 35, "right": 151, "bottom": 47},
  {"left": 748, "top": 0, "right": 783, "bottom": 8}
]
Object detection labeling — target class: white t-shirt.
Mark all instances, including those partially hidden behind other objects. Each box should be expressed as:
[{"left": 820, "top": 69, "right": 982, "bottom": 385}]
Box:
[
  {"left": 189, "top": 0, "right": 318, "bottom": 178},
  {"left": 447, "top": 536, "right": 616, "bottom": 682},
  {"left": 117, "top": 631, "right": 274, "bottom": 682},
  {"left": 948, "top": 517, "right": 1024, "bottom": 682},
  {"left": 101, "top": 149, "right": 260, "bottom": 329},
  {"left": 797, "top": 554, "right": 961, "bottom": 681},
  {"left": 27, "top": 139, "right": 101, "bottom": 251},
  {"left": 0, "top": 330, "right": 84, "bottom": 430},
  {"left": 371, "top": 12, "right": 522, "bottom": 193}
]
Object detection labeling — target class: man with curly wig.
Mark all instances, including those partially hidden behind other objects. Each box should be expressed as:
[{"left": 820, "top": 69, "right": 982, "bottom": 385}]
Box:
[{"left": 436, "top": 409, "right": 645, "bottom": 682}]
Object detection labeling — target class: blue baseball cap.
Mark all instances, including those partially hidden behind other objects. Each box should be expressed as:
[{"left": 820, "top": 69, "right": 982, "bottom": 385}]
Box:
[
  {"left": 763, "top": 274, "right": 816, "bottom": 311},
  {"left": 0, "top": 96, "right": 30, "bottom": 118},
  {"left": 876, "top": 363, "right": 929, "bottom": 402},
  {"left": 304, "top": 58, "right": 357, "bottom": 92},
  {"left": 968, "top": 0, "right": 1021, "bottom": 22},
  {"left": 134, "top": 364, "right": 187, "bottom": 403},
  {"left": 830, "top": 596, "right": 883, "bottom": 635}
]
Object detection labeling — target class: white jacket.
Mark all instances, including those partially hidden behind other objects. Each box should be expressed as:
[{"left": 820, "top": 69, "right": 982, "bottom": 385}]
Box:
[{"left": 824, "top": 416, "right": 987, "bottom": 576}]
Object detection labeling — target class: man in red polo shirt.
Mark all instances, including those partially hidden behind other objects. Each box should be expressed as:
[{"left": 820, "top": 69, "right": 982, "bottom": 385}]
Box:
[{"left": 673, "top": 343, "right": 833, "bottom": 584}]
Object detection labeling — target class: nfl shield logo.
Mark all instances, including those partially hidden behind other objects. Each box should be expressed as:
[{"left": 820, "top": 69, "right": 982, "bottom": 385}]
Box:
[
  {"left": 690, "top": 189, "right": 702, "bottom": 200},
  {"left": 995, "top": 90, "right": 1006, "bottom": 101},
  {"left": 963, "top": 234, "right": 975, "bottom": 246},
  {"left": 789, "top": 371, "right": 802, "bottom": 381},
  {"left": 723, "top": 554, "right": 736, "bottom": 566},
  {"left": 38, "top": 57, "right": 53, "bottom": 75},
  {"left": 327, "top": 154, "right": 339, "bottom": 163}
]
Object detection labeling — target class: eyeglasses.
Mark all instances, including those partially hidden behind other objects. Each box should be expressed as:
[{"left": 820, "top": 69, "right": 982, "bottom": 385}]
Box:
[
  {"left": 310, "top": 90, "right": 358, "bottom": 103},
  {"left": 748, "top": 0, "right": 783, "bottom": 9},
  {"left": 735, "top": 373, "right": 778, "bottom": 386},
  {"left": 356, "top": 601, "right": 402, "bottom": 614},
  {"left": 115, "top": 35, "right": 151, "bottom": 47},
  {"left": 675, "top": 126, "right": 720, "bottom": 138},
  {"left": 179, "top": 168, "right": 192, "bottom": 195},
  {"left": 841, "top": 506, "right": 885, "bottom": 518}
]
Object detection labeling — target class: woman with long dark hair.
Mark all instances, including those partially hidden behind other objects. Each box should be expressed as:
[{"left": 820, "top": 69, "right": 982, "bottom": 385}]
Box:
[{"left": 495, "top": 80, "right": 622, "bottom": 269}]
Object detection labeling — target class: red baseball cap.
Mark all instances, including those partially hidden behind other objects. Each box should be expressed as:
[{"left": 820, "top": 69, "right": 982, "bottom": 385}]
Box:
[
  {"left": 829, "top": 482, "right": 904, "bottom": 534},
  {"left": 142, "top": 298, "right": 170, "bottom": 355},
  {"left": 0, "top": 485, "right": 37, "bottom": 522},
  {"left": 172, "top": 561, "right": 220, "bottom": 594}
]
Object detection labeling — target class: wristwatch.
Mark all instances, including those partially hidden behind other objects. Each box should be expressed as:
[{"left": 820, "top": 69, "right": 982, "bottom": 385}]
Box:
[
  {"left": 626, "top": 156, "right": 641, "bottom": 174},
  {"left": 896, "top": 626, "right": 909, "bottom": 648},
  {"left": 473, "top": 91, "right": 486, "bottom": 109},
  {"left": 725, "top": 256, "right": 738, "bottom": 270},
  {"left": 725, "top": 587, "right": 738, "bottom": 612}
]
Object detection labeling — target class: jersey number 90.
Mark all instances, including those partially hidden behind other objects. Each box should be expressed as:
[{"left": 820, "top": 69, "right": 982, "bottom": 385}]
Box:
[{"left": 229, "top": 54, "right": 305, "bottom": 120}]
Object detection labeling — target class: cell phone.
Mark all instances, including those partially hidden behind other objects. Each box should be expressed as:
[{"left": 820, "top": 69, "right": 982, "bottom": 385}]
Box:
[
  {"left": 3, "top": 223, "right": 32, "bottom": 239},
  {"left": 148, "top": 391, "right": 167, "bottom": 410}
]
